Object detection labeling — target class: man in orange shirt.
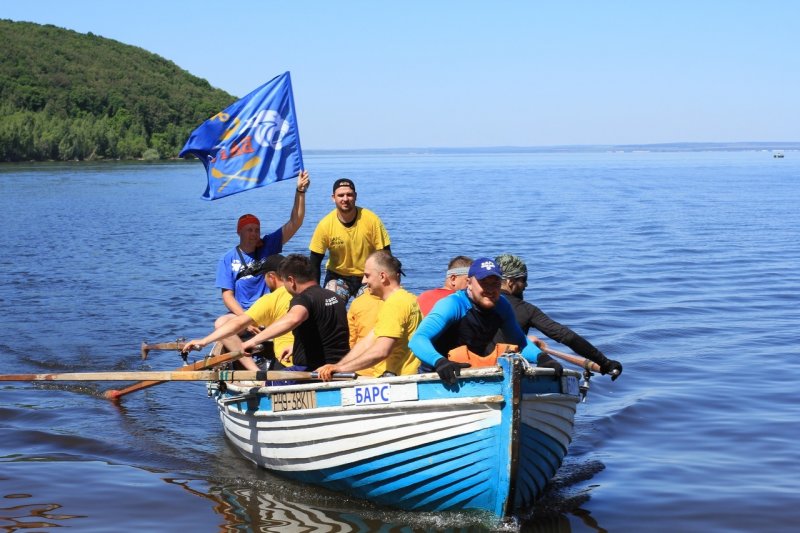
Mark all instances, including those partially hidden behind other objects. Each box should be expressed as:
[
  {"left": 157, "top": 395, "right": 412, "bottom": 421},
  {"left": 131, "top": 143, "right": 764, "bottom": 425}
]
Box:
[{"left": 417, "top": 255, "right": 472, "bottom": 315}]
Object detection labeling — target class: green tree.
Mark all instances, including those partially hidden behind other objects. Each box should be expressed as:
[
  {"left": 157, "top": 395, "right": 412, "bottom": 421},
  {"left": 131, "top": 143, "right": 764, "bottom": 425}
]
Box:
[{"left": 0, "top": 19, "right": 236, "bottom": 162}]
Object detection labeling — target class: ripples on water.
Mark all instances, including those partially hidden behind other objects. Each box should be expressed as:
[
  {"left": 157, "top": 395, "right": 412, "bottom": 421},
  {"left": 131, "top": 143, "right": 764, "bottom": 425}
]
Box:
[{"left": 1, "top": 151, "right": 799, "bottom": 531}]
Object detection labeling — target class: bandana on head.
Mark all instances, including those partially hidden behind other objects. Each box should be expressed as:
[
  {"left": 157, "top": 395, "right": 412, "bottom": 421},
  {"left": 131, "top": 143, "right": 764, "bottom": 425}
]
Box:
[
  {"left": 446, "top": 267, "right": 470, "bottom": 276},
  {"left": 237, "top": 214, "right": 260, "bottom": 233}
]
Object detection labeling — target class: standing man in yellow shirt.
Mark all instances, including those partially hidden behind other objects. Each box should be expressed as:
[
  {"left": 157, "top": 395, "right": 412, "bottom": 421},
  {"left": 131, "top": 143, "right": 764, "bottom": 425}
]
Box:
[
  {"left": 309, "top": 178, "right": 391, "bottom": 302},
  {"left": 316, "top": 250, "right": 421, "bottom": 380}
]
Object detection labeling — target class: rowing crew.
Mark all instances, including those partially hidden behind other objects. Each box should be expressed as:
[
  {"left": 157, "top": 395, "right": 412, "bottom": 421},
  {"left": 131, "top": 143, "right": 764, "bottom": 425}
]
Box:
[
  {"left": 184, "top": 174, "right": 620, "bottom": 383},
  {"left": 182, "top": 251, "right": 622, "bottom": 385}
]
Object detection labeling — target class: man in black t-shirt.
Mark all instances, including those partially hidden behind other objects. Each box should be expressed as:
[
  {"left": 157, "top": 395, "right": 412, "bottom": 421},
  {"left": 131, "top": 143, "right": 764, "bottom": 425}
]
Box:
[{"left": 242, "top": 254, "right": 348, "bottom": 370}]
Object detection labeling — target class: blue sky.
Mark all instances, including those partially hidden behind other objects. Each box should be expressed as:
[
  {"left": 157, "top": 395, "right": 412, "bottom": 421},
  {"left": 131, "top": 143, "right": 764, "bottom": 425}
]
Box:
[{"left": 3, "top": 1, "right": 798, "bottom": 149}]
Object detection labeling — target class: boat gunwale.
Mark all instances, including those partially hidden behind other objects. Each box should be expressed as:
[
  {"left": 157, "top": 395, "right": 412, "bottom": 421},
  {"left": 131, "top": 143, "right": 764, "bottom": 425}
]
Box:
[
  {"left": 218, "top": 365, "right": 579, "bottom": 396},
  {"left": 220, "top": 393, "right": 507, "bottom": 416}
]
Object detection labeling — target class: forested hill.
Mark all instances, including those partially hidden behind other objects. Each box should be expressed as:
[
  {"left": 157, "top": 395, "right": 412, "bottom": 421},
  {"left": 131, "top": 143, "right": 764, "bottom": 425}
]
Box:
[{"left": 0, "top": 19, "right": 237, "bottom": 162}]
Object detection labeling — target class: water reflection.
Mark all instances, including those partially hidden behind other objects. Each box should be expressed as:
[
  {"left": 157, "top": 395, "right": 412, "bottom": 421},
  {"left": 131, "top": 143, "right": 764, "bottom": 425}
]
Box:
[
  {"left": 517, "top": 459, "right": 608, "bottom": 533},
  {"left": 169, "top": 477, "right": 514, "bottom": 532},
  {"left": 166, "top": 465, "right": 611, "bottom": 533},
  {"left": 0, "top": 493, "right": 86, "bottom": 531}
]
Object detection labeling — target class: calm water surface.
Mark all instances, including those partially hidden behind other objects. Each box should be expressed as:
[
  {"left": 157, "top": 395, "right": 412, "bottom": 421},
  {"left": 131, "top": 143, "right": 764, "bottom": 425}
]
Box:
[{"left": 1, "top": 151, "right": 798, "bottom": 532}]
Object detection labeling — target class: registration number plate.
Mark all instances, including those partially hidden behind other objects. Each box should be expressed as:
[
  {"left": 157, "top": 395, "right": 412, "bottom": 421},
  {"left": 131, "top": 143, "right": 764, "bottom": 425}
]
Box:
[
  {"left": 271, "top": 390, "right": 317, "bottom": 412},
  {"left": 562, "top": 376, "right": 579, "bottom": 396}
]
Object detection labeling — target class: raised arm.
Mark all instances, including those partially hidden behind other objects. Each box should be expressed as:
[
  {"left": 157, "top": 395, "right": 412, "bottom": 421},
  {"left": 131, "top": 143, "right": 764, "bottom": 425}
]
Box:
[{"left": 281, "top": 170, "right": 309, "bottom": 244}]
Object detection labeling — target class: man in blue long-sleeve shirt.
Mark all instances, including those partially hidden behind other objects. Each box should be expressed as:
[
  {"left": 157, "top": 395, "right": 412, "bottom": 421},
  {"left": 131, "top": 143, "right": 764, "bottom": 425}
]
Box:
[{"left": 409, "top": 257, "right": 563, "bottom": 384}]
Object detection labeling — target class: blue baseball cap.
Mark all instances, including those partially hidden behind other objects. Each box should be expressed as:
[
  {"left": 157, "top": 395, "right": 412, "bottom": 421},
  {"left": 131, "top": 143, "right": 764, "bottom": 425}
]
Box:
[{"left": 468, "top": 257, "right": 502, "bottom": 280}]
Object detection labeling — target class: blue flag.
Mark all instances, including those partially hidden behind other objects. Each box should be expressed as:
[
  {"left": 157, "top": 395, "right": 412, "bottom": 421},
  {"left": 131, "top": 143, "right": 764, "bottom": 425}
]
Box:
[{"left": 179, "top": 71, "right": 304, "bottom": 200}]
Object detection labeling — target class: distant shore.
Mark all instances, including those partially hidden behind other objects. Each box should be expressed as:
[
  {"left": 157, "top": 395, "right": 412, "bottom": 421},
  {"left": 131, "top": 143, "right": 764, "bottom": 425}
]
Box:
[
  {"left": 304, "top": 142, "right": 799, "bottom": 155},
  {"left": 1, "top": 142, "right": 796, "bottom": 164}
]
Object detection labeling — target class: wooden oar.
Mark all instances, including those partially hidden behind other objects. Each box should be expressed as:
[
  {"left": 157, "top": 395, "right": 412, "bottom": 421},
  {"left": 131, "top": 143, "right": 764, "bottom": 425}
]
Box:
[
  {"left": 141, "top": 339, "right": 186, "bottom": 360},
  {"left": 0, "top": 369, "right": 356, "bottom": 383},
  {"left": 106, "top": 346, "right": 246, "bottom": 401},
  {"left": 544, "top": 348, "right": 602, "bottom": 373}
]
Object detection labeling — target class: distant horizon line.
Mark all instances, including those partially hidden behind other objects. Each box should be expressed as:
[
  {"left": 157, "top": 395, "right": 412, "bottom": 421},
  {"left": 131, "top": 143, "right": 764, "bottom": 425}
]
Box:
[{"left": 304, "top": 141, "right": 799, "bottom": 154}]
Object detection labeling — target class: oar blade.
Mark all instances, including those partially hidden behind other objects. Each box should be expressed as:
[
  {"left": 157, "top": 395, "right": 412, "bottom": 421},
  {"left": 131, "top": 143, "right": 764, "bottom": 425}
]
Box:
[{"left": 106, "top": 343, "right": 236, "bottom": 402}]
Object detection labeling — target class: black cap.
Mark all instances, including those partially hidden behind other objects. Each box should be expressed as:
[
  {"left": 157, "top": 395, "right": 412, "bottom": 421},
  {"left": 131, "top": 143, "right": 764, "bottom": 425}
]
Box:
[
  {"left": 262, "top": 254, "right": 286, "bottom": 273},
  {"left": 332, "top": 178, "right": 356, "bottom": 193}
]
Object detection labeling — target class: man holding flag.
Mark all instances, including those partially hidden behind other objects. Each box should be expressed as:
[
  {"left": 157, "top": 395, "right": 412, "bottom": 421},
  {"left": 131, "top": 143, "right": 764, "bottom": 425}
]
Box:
[
  {"left": 215, "top": 171, "right": 308, "bottom": 324},
  {"left": 179, "top": 71, "right": 308, "bottom": 330}
]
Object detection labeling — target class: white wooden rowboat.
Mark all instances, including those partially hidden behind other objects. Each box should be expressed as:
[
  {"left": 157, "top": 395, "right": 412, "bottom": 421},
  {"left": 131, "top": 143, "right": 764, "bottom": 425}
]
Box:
[{"left": 211, "top": 354, "right": 581, "bottom": 518}]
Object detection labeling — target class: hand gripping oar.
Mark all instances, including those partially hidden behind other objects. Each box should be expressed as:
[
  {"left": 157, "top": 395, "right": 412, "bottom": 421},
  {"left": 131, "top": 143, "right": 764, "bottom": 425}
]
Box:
[
  {"left": 0, "top": 370, "right": 357, "bottom": 383},
  {"left": 104, "top": 347, "right": 248, "bottom": 401},
  {"left": 141, "top": 338, "right": 187, "bottom": 360}
]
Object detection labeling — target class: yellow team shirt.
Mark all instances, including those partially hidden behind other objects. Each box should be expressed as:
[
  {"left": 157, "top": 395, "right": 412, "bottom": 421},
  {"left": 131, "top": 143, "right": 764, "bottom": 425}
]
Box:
[
  {"left": 309, "top": 207, "right": 391, "bottom": 276},
  {"left": 347, "top": 291, "right": 383, "bottom": 348},
  {"left": 245, "top": 286, "right": 294, "bottom": 364},
  {"left": 365, "top": 288, "right": 421, "bottom": 378}
]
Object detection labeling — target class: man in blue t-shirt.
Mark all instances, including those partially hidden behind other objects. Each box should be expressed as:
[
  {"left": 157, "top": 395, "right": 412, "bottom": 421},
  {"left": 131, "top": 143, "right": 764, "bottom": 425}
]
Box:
[{"left": 214, "top": 171, "right": 309, "bottom": 332}]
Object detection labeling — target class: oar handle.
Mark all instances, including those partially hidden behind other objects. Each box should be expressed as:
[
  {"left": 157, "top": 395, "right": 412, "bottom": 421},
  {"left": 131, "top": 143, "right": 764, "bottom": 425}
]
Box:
[
  {"left": 241, "top": 370, "right": 357, "bottom": 381},
  {"left": 544, "top": 348, "right": 601, "bottom": 373},
  {"left": 2, "top": 368, "right": 358, "bottom": 383},
  {"left": 141, "top": 339, "right": 187, "bottom": 360},
  {"left": 315, "top": 372, "right": 357, "bottom": 380}
]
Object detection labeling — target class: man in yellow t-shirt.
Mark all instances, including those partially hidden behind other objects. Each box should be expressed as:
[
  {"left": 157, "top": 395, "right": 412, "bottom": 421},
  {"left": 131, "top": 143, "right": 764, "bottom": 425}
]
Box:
[
  {"left": 347, "top": 290, "right": 383, "bottom": 348},
  {"left": 245, "top": 283, "right": 294, "bottom": 364},
  {"left": 182, "top": 254, "right": 292, "bottom": 370},
  {"left": 316, "top": 250, "right": 421, "bottom": 380},
  {"left": 309, "top": 178, "right": 391, "bottom": 302}
]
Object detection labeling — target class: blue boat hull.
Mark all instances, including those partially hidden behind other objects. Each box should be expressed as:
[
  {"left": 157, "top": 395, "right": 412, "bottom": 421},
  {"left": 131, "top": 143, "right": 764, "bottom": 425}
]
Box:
[{"left": 214, "top": 355, "right": 580, "bottom": 517}]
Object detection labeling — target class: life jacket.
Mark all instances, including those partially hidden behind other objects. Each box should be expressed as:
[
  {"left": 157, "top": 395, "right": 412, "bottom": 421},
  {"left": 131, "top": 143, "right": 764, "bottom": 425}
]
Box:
[{"left": 447, "top": 343, "right": 519, "bottom": 367}]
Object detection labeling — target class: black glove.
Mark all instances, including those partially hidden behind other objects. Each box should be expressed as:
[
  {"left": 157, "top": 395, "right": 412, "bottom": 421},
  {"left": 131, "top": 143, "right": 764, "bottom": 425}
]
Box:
[
  {"left": 536, "top": 352, "right": 563, "bottom": 378},
  {"left": 599, "top": 358, "right": 623, "bottom": 381},
  {"left": 434, "top": 358, "right": 471, "bottom": 385}
]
